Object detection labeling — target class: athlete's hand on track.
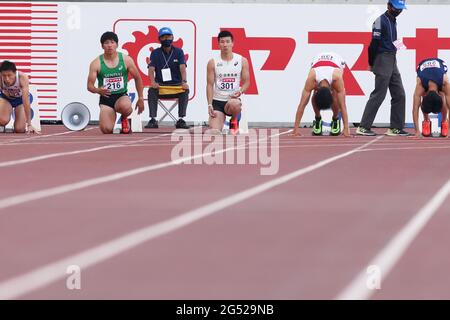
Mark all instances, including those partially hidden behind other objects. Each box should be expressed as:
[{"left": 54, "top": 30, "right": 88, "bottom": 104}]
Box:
[
  {"left": 135, "top": 98, "right": 144, "bottom": 114},
  {"left": 26, "top": 124, "right": 40, "bottom": 134}
]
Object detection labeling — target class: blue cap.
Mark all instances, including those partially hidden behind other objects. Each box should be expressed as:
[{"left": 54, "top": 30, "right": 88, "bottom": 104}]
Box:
[
  {"left": 158, "top": 27, "right": 173, "bottom": 38},
  {"left": 389, "top": 0, "right": 407, "bottom": 9}
]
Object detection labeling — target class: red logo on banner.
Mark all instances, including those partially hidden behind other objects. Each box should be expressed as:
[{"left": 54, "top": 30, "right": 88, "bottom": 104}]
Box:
[
  {"left": 309, "top": 29, "right": 450, "bottom": 95},
  {"left": 122, "top": 25, "right": 189, "bottom": 86},
  {"left": 212, "top": 28, "right": 296, "bottom": 95},
  {"left": 309, "top": 32, "right": 372, "bottom": 96},
  {"left": 404, "top": 28, "right": 450, "bottom": 67}
]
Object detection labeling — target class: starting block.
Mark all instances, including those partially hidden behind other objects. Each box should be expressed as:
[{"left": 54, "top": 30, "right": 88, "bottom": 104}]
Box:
[
  {"left": 222, "top": 110, "right": 249, "bottom": 135},
  {"left": 417, "top": 112, "right": 442, "bottom": 137},
  {"left": 112, "top": 91, "right": 143, "bottom": 133},
  {"left": 113, "top": 108, "right": 142, "bottom": 134},
  {"left": 320, "top": 110, "right": 342, "bottom": 136},
  {"left": 429, "top": 113, "right": 441, "bottom": 137}
]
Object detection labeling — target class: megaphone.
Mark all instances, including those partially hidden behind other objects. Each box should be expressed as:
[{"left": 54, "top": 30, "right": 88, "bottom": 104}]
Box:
[{"left": 61, "top": 102, "right": 91, "bottom": 131}]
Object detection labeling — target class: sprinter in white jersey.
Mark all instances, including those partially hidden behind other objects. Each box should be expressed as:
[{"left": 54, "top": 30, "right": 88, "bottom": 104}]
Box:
[
  {"left": 207, "top": 30, "right": 250, "bottom": 134},
  {"left": 0, "top": 60, "right": 39, "bottom": 133},
  {"left": 293, "top": 52, "right": 350, "bottom": 137}
]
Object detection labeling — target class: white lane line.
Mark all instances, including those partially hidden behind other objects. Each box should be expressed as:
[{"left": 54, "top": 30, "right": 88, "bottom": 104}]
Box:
[
  {"left": 2, "top": 138, "right": 177, "bottom": 145},
  {"left": 336, "top": 178, "right": 450, "bottom": 300},
  {"left": 98, "top": 143, "right": 367, "bottom": 149},
  {"left": 0, "top": 133, "right": 172, "bottom": 169},
  {"left": 0, "top": 136, "right": 382, "bottom": 299},
  {"left": 358, "top": 146, "right": 450, "bottom": 152},
  {"left": 0, "top": 130, "right": 292, "bottom": 210},
  {"left": 0, "top": 127, "right": 96, "bottom": 145}
]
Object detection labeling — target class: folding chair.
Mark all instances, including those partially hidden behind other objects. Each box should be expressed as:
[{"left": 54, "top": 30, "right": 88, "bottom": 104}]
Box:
[{"left": 157, "top": 85, "right": 185, "bottom": 124}]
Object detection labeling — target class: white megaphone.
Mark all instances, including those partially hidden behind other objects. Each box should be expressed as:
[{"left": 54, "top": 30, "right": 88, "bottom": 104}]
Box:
[{"left": 61, "top": 102, "right": 91, "bottom": 131}]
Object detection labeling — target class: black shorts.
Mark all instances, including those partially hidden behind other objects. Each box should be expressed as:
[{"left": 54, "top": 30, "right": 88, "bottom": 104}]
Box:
[
  {"left": 99, "top": 92, "right": 128, "bottom": 109},
  {"left": 212, "top": 99, "right": 242, "bottom": 117}
]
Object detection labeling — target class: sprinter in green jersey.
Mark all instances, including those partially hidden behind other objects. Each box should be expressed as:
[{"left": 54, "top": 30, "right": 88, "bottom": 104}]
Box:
[{"left": 87, "top": 31, "right": 144, "bottom": 134}]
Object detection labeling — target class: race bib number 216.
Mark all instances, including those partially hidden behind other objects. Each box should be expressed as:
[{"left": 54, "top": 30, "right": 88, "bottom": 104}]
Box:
[{"left": 104, "top": 77, "right": 124, "bottom": 91}]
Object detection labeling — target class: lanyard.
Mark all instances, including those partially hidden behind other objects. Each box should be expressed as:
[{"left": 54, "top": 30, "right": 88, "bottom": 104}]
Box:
[{"left": 162, "top": 49, "right": 174, "bottom": 69}]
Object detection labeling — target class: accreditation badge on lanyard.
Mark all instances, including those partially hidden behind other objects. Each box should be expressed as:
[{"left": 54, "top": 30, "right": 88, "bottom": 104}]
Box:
[
  {"left": 393, "top": 39, "right": 406, "bottom": 50},
  {"left": 162, "top": 68, "right": 172, "bottom": 82},
  {"left": 162, "top": 50, "right": 174, "bottom": 82}
]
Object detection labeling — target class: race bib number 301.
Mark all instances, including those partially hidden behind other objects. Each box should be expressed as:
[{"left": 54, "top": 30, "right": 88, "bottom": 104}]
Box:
[
  {"left": 219, "top": 78, "right": 236, "bottom": 91},
  {"left": 104, "top": 76, "right": 124, "bottom": 91}
]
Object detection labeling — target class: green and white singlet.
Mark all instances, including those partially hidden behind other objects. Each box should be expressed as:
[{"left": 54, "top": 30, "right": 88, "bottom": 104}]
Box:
[{"left": 97, "top": 52, "right": 128, "bottom": 94}]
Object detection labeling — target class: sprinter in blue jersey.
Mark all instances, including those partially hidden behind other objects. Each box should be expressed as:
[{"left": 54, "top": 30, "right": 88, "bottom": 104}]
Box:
[
  {"left": 412, "top": 58, "right": 450, "bottom": 137},
  {"left": 0, "top": 60, "right": 39, "bottom": 133}
]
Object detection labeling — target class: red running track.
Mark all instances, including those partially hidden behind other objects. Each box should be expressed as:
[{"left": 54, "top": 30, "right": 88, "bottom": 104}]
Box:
[{"left": 0, "top": 125, "right": 449, "bottom": 299}]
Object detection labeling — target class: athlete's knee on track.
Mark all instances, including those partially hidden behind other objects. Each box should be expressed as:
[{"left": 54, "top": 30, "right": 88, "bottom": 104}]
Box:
[
  {"left": 225, "top": 100, "right": 241, "bottom": 116},
  {"left": 0, "top": 116, "right": 10, "bottom": 126},
  {"left": 100, "top": 124, "right": 114, "bottom": 134},
  {"left": 115, "top": 96, "right": 132, "bottom": 117},
  {"left": 14, "top": 125, "right": 26, "bottom": 133}
]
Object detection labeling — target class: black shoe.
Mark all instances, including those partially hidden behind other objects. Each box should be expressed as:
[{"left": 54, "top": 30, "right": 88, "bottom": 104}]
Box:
[
  {"left": 385, "top": 128, "right": 411, "bottom": 136},
  {"left": 356, "top": 126, "right": 376, "bottom": 136},
  {"left": 175, "top": 118, "right": 190, "bottom": 129},
  {"left": 145, "top": 118, "right": 158, "bottom": 129}
]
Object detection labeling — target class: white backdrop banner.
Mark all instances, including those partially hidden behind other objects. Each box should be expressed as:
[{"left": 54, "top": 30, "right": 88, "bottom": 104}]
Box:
[{"left": 3, "top": 2, "right": 450, "bottom": 125}]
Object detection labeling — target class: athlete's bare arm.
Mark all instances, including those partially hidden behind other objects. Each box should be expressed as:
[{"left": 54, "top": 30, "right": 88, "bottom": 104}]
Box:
[
  {"left": 442, "top": 74, "right": 450, "bottom": 116},
  {"left": 332, "top": 69, "right": 350, "bottom": 137},
  {"left": 124, "top": 54, "right": 144, "bottom": 114},
  {"left": 230, "top": 57, "right": 250, "bottom": 99},
  {"left": 293, "top": 69, "right": 316, "bottom": 136},
  {"left": 206, "top": 58, "right": 216, "bottom": 118},
  {"left": 19, "top": 73, "right": 39, "bottom": 133},
  {"left": 412, "top": 77, "right": 425, "bottom": 137},
  {"left": 87, "top": 58, "right": 110, "bottom": 97}
]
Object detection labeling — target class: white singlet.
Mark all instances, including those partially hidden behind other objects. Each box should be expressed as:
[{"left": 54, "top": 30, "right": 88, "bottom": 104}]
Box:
[
  {"left": 311, "top": 52, "right": 345, "bottom": 86},
  {"left": 213, "top": 53, "right": 242, "bottom": 102}
]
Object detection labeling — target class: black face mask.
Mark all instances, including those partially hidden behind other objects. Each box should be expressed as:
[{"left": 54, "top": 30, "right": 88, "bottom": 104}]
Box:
[
  {"left": 161, "top": 39, "right": 173, "bottom": 48},
  {"left": 389, "top": 8, "right": 402, "bottom": 17}
]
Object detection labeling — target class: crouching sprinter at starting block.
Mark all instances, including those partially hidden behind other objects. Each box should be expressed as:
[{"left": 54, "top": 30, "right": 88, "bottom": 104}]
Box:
[
  {"left": 412, "top": 58, "right": 450, "bottom": 138},
  {"left": 0, "top": 60, "right": 39, "bottom": 134},
  {"left": 293, "top": 52, "right": 350, "bottom": 137},
  {"left": 87, "top": 31, "right": 144, "bottom": 134}
]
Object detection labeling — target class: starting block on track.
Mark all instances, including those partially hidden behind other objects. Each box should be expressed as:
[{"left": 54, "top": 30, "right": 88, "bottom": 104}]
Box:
[
  {"left": 222, "top": 110, "right": 249, "bottom": 135},
  {"left": 113, "top": 109, "right": 143, "bottom": 134},
  {"left": 416, "top": 112, "right": 442, "bottom": 137},
  {"left": 429, "top": 113, "right": 441, "bottom": 137},
  {"left": 320, "top": 110, "right": 342, "bottom": 136},
  {"left": 112, "top": 91, "right": 143, "bottom": 133}
]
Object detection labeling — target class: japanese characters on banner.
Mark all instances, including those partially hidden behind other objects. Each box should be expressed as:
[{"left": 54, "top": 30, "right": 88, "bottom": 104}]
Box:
[{"left": 25, "top": 3, "right": 450, "bottom": 123}]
